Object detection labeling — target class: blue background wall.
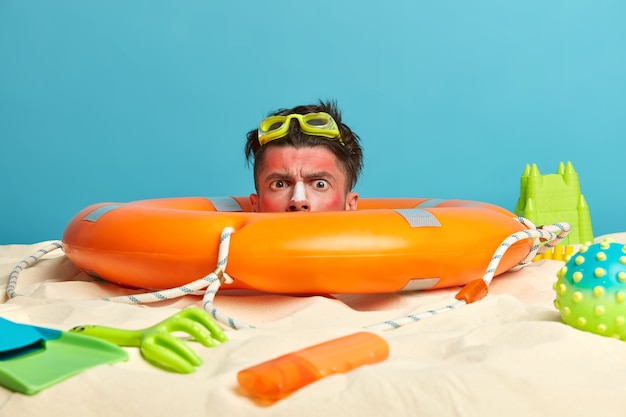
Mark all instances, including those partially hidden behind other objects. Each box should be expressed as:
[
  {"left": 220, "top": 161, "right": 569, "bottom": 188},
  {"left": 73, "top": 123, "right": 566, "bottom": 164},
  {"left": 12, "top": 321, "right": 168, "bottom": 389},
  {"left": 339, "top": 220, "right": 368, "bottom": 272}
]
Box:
[{"left": 1, "top": 0, "right": 625, "bottom": 244}]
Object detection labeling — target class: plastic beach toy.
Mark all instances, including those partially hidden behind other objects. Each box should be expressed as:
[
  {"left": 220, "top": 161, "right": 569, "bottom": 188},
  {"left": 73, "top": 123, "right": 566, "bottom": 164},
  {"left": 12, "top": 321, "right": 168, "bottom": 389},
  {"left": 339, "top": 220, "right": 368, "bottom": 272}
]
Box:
[
  {"left": 0, "top": 317, "right": 128, "bottom": 395},
  {"left": 70, "top": 307, "right": 228, "bottom": 373},
  {"left": 554, "top": 240, "right": 626, "bottom": 339},
  {"left": 516, "top": 161, "right": 593, "bottom": 245},
  {"left": 238, "top": 332, "right": 389, "bottom": 401}
]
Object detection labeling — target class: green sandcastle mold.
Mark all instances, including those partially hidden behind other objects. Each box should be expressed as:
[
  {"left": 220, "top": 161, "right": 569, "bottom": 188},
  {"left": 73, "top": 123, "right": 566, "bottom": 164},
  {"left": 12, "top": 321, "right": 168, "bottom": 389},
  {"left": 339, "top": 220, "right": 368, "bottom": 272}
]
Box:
[{"left": 515, "top": 161, "right": 594, "bottom": 245}]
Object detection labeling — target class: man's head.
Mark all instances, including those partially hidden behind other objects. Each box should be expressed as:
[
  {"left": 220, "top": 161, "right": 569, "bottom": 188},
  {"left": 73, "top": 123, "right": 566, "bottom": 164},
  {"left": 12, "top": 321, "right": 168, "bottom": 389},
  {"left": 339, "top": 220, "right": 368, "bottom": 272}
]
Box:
[{"left": 245, "top": 100, "right": 363, "bottom": 212}]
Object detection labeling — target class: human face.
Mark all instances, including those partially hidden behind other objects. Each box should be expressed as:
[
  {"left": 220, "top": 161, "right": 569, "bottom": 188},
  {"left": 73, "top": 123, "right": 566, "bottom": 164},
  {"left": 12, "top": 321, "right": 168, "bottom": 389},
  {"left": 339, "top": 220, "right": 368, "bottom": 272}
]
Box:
[{"left": 250, "top": 146, "right": 358, "bottom": 212}]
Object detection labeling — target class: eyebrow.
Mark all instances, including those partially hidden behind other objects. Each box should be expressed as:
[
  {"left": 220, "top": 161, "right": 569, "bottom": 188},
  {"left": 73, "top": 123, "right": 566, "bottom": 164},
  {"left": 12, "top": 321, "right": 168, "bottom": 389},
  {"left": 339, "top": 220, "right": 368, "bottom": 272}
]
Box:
[
  {"left": 262, "top": 171, "right": 337, "bottom": 183},
  {"left": 303, "top": 171, "right": 337, "bottom": 181}
]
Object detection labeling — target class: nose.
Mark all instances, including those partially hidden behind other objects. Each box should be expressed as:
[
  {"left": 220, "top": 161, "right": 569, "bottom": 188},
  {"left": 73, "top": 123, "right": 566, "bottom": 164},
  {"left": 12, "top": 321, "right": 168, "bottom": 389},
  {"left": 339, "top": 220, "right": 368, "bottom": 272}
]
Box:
[
  {"left": 288, "top": 181, "right": 310, "bottom": 212},
  {"left": 288, "top": 200, "right": 310, "bottom": 212}
]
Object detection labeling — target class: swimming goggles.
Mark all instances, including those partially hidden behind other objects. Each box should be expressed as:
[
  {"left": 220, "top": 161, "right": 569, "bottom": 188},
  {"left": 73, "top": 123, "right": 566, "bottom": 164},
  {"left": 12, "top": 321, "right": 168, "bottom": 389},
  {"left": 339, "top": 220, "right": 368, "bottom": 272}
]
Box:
[{"left": 257, "top": 112, "right": 344, "bottom": 146}]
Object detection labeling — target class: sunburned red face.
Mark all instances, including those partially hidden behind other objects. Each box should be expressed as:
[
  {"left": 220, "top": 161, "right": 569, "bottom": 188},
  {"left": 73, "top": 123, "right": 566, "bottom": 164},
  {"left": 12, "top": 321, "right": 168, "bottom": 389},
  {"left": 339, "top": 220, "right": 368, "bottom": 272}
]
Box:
[{"left": 250, "top": 146, "right": 358, "bottom": 212}]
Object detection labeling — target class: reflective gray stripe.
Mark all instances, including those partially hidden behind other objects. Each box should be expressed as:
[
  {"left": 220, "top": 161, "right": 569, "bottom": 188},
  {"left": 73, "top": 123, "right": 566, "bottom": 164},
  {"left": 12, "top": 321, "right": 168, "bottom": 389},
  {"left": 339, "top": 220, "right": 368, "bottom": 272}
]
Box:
[
  {"left": 415, "top": 198, "right": 445, "bottom": 208},
  {"left": 400, "top": 278, "right": 440, "bottom": 291},
  {"left": 207, "top": 196, "right": 242, "bottom": 212},
  {"left": 83, "top": 204, "right": 123, "bottom": 222},
  {"left": 394, "top": 208, "right": 441, "bottom": 227}
]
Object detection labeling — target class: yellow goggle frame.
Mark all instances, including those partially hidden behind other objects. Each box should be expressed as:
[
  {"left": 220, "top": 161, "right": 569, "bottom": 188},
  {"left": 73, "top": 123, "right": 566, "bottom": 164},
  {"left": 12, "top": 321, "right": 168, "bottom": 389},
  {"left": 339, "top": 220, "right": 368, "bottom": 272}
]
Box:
[{"left": 257, "top": 112, "right": 344, "bottom": 146}]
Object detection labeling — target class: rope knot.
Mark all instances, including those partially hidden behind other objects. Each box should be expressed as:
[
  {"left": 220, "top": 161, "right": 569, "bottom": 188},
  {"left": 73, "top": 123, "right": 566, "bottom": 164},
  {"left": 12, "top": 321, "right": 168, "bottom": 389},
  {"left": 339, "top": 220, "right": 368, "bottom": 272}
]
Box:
[{"left": 212, "top": 267, "right": 233, "bottom": 285}]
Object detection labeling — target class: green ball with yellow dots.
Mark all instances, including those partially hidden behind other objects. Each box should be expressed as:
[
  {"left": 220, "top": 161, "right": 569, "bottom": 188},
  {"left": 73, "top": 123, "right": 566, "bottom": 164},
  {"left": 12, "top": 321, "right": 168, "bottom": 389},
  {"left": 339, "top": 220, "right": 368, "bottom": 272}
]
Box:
[{"left": 554, "top": 240, "right": 626, "bottom": 339}]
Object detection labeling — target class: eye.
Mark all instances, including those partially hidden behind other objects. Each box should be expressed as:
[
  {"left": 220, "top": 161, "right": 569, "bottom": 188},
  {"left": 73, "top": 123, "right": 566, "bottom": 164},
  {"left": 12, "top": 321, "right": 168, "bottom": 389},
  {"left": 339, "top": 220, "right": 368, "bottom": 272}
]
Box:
[
  {"left": 270, "top": 180, "right": 287, "bottom": 189},
  {"left": 313, "top": 180, "right": 329, "bottom": 190}
]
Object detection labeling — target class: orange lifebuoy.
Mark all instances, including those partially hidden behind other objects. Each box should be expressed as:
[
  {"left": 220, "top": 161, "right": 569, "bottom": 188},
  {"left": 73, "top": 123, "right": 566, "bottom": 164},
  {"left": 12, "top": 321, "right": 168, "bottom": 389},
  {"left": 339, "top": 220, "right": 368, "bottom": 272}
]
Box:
[{"left": 61, "top": 197, "right": 532, "bottom": 294}]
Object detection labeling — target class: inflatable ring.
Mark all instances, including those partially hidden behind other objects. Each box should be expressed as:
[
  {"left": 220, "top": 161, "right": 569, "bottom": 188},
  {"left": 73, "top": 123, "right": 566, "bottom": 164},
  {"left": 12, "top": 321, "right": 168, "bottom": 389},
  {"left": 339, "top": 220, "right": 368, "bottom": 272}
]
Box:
[{"left": 62, "top": 196, "right": 533, "bottom": 294}]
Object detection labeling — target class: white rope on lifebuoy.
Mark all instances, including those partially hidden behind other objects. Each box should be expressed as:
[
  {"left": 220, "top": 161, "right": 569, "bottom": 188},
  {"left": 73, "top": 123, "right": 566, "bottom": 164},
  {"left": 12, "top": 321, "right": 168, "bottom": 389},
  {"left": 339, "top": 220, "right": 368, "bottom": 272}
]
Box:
[
  {"left": 99, "top": 227, "right": 254, "bottom": 329},
  {"left": 364, "top": 219, "right": 571, "bottom": 331},
  {"left": 101, "top": 227, "right": 236, "bottom": 304},
  {"left": 6, "top": 241, "right": 62, "bottom": 299},
  {"left": 6, "top": 227, "right": 253, "bottom": 329},
  {"left": 6, "top": 219, "right": 571, "bottom": 332}
]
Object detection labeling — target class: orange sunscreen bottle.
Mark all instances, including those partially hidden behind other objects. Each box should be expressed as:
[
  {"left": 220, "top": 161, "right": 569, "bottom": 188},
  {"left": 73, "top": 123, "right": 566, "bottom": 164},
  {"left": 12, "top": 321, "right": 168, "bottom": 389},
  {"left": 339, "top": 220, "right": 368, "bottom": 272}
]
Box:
[{"left": 237, "top": 332, "right": 389, "bottom": 401}]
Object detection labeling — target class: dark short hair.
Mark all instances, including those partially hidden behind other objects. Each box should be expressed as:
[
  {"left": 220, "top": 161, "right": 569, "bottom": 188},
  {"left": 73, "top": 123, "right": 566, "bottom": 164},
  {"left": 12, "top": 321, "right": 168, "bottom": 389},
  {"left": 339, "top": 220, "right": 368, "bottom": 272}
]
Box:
[{"left": 245, "top": 100, "right": 363, "bottom": 191}]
